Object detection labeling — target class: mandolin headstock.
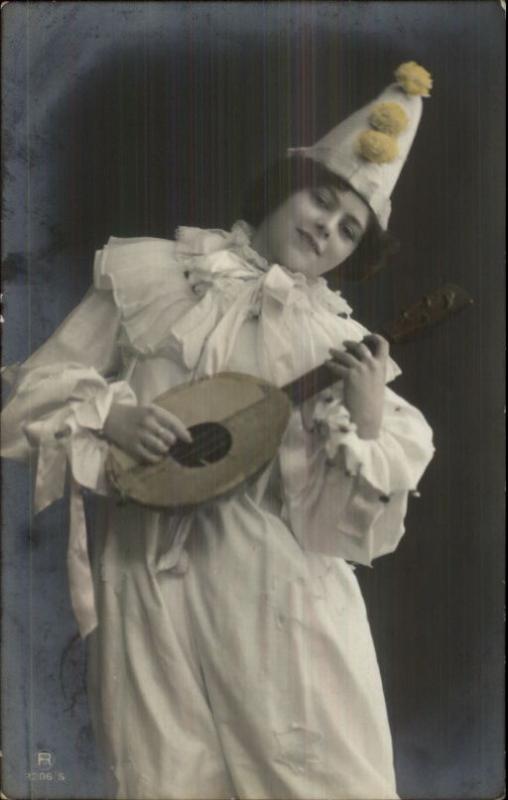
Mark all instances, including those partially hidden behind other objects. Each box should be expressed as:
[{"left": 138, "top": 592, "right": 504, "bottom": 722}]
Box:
[{"left": 382, "top": 284, "right": 474, "bottom": 345}]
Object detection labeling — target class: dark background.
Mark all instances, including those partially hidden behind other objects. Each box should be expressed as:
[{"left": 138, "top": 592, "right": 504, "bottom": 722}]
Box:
[{"left": 2, "top": 3, "right": 505, "bottom": 798}]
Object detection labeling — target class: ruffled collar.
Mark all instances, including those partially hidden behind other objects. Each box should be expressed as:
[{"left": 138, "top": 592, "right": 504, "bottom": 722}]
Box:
[
  {"left": 175, "top": 219, "right": 269, "bottom": 272},
  {"left": 174, "top": 219, "right": 353, "bottom": 319},
  {"left": 96, "top": 221, "right": 400, "bottom": 384}
]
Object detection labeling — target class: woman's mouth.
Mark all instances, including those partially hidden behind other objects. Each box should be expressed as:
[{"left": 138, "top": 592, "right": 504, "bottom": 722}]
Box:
[{"left": 296, "top": 228, "right": 319, "bottom": 256}]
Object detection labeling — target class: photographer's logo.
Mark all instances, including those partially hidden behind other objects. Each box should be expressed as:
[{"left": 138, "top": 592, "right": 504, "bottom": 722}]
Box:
[
  {"left": 27, "top": 751, "right": 65, "bottom": 783},
  {"left": 37, "top": 752, "right": 54, "bottom": 769}
]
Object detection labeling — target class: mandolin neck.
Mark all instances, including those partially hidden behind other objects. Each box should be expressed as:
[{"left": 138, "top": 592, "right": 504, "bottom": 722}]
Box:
[{"left": 281, "top": 364, "right": 337, "bottom": 406}]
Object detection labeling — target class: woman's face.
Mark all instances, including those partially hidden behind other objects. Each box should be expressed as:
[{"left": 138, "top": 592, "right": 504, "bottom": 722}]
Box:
[{"left": 252, "top": 183, "right": 371, "bottom": 278}]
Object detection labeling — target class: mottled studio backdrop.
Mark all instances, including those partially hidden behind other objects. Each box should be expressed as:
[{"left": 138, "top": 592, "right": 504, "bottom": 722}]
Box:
[{"left": 2, "top": 2, "right": 505, "bottom": 798}]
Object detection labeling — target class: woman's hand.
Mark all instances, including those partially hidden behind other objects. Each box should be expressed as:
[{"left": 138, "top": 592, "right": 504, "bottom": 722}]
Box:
[
  {"left": 327, "top": 334, "right": 389, "bottom": 439},
  {"left": 103, "top": 402, "right": 192, "bottom": 464}
]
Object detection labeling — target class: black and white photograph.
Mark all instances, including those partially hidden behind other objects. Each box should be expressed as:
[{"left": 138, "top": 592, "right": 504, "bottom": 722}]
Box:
[{"left": 1, "top": 3, "right": 505, "bottom": 799}]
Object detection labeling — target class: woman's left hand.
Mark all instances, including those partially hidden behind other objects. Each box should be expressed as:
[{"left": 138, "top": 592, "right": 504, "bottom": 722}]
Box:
[{"left": 327, "top": 334, "right": 389, "bottom": 439}]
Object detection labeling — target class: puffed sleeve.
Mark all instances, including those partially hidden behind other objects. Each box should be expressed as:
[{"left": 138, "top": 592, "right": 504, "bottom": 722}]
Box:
[
  {"left": 1, "top": 287, "right": 136, "bottom": 503},
  {"left": 279, "top": 383, "right": 435, "bottom": 566}
]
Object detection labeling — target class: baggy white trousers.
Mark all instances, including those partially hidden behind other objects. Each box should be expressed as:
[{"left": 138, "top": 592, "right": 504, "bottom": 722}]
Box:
[{"left": 87, "top": 494, "right": 399, "bottom": 800}]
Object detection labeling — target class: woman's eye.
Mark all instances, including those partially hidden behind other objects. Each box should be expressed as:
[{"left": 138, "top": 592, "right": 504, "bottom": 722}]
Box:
[
  {"left": 313, "top": 189, "right": 331, "bottom": 207},
  {"left": 341, "top": 223, "right": 357, "bottom": 243}
]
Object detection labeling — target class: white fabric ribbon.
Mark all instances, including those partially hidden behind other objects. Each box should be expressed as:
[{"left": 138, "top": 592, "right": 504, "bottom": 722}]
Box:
[
  {"left": 21, "top": 367, "right": 136, "bottom": 637},
  {"left": 32, "top": 432, "right": 99, "bottom": 636},
  {"left": 69, "top": 477, "right": 98, "bottom": 636}
]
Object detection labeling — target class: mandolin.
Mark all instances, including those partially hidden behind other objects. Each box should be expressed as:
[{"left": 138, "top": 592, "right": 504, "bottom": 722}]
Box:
[{"left": 106, "top": 284, "right": 472, "bottom": 510}]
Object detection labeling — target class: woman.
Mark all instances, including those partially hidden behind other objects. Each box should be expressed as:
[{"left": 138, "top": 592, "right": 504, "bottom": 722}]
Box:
[{"left": 2, "top": 62, "right": 435, "bottom": 799}]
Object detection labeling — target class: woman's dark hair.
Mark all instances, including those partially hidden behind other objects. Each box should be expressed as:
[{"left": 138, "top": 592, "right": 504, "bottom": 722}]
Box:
[{"left": 241, "top": 155, "right": 399, "bottom": 287}]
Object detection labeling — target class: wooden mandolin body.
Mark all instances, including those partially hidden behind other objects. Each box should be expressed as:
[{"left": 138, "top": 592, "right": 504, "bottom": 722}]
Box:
[{"left": 106, "top": 372, "right": 291, "bottom": 511}]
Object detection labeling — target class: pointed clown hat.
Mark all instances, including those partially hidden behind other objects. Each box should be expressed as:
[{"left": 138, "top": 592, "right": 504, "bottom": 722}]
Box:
[{"left": 288, "top": 61, "right": 432, "bottom": 229}]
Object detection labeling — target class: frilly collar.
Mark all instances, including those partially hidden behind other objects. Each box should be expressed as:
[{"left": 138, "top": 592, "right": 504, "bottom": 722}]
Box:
[
  {"left": 98, "top": 221, "right": 400, "bottom": 383},
  {"left": 175, "top": 220, "right": 269, "bottom": 271},
  {"left": 174, "top": 219, "right": 353, "bottom": 319}
]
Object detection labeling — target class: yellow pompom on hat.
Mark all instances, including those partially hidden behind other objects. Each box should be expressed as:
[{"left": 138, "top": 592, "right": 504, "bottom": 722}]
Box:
[
  {"left": 288, "top": 61, "right": 432, "bottom": 229},
  {"left": 357, "top": 130, "right": 400, "bottom": 163},
  {"left": 395, "top": 61, "right": 433, "bottom": 97},
  {"left": 369, "top": 102, "right": 409, "bottom": 136}
]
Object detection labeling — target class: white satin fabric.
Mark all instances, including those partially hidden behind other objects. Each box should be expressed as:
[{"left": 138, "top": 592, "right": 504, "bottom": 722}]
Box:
[{"left": 1, "top": 222, "right": 434, "bottom": 799}]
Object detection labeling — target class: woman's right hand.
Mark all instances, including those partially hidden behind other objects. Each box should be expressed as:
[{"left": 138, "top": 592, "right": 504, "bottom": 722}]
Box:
[{"left": 103, "top": 402, "right": 192, "bottom": 464}]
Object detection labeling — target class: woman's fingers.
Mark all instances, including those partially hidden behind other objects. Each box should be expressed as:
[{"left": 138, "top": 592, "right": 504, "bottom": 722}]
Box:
[
  {"left": 145, "top": 417, "right": 177, "bottom": 447},
  {"left": 136, "top": 441, "right": 166, "bottom": 464},
  {"left": 141, "top": 431, "right": 173, "bottom": 455},
  {"left": 329, "top": 348, "right": 361, "bottom": 369},
  {"left": 343, "top": 341, "right": 375, "bottom": 362},
  {"left": 104, "top": 403, "right": 192, "bottom": 465},
  {"left": 330, "top": 336, "right": 388, "bottom": 368},
  {"left": 149, "top": 405, "right": 193, "bottom": 442},
  {"left": 361, "top": 334, "right": 390, "bottom": 359},
  {"left": 326, "top": 361, "right": 349, "bottom": 379}
]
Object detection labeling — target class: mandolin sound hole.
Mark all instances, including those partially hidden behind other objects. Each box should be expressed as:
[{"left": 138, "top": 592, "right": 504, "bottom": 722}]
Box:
[{"left": 168, "top": 422, "right": 232, "bottom": 467}]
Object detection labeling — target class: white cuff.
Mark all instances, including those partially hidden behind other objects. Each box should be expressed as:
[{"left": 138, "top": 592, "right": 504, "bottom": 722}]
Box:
[
  {"left": 17, "top": 367, "right": 137, "bottom": 512},
  {"left": 313, "top": 390, "right": 362, "bottom": 469},
  {"left": 312, "top": 386, "right": 435, "bottom": 497}
]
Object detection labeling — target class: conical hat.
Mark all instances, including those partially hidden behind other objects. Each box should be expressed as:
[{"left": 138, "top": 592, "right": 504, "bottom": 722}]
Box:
[{"left": 288, "top": 62, "right": 432, "bottom": 229}]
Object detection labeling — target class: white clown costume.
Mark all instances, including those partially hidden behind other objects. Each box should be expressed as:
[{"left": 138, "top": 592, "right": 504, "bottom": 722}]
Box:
[{"left": 1, "top": 63, "right": 435, "bottom": 799}]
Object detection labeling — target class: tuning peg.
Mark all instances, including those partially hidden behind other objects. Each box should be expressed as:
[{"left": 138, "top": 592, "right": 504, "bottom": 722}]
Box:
[{"left": 442, "top": 289, "right": 456, "bottom": 309}]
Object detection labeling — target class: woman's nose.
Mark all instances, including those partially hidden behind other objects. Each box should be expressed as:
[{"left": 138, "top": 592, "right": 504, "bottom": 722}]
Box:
[{"left": 315, "top": 220, "right": 330, "bottom": 239}]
